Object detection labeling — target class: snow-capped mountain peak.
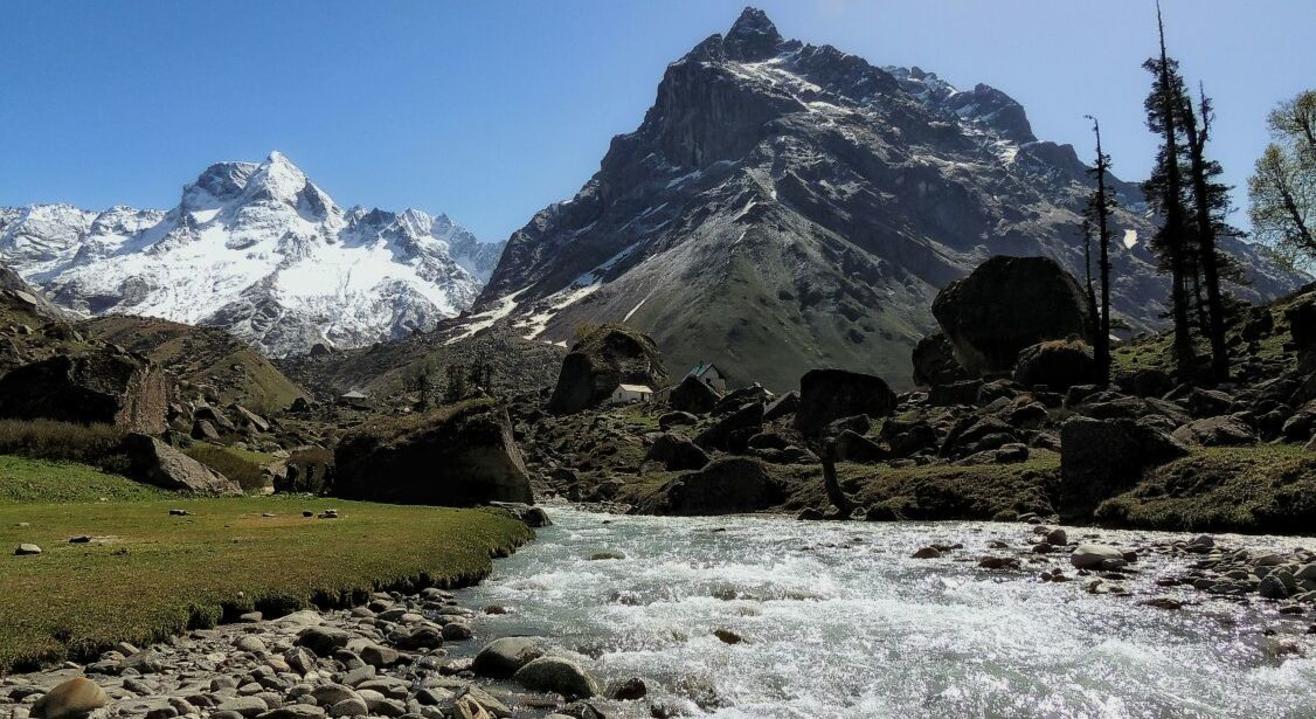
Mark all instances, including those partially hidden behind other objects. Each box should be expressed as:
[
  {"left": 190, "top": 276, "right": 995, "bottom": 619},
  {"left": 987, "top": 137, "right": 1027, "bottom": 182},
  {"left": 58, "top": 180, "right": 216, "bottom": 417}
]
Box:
[{"left": 0, "top": 152, "right": 504, "bottom": 356}]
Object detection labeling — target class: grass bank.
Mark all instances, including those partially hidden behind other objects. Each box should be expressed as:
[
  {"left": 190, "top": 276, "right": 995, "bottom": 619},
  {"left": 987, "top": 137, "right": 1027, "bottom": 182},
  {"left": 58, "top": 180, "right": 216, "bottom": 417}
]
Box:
[
  {"left": 1095, "top": 445, "right": 1316, "bottom": 533},
  {"left": 0, "top": 462, "right": 533, "bottom": 673}
]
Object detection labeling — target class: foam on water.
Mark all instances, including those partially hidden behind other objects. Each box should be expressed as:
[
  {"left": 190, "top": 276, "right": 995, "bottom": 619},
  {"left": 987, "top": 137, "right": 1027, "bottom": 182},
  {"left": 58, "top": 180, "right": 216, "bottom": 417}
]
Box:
[{"left": 457, "top": 509, "right": 1316, "bottom": 718}]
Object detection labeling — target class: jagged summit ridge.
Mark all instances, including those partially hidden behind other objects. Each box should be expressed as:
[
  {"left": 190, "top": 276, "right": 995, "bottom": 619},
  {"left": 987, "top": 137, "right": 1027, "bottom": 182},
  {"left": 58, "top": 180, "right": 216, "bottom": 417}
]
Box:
[
  {"left": 467, "top": 7, "right": 1304, "bottom": 391},
  {"left": 0, "top": 152, "right": 504, "bottom": 357}
]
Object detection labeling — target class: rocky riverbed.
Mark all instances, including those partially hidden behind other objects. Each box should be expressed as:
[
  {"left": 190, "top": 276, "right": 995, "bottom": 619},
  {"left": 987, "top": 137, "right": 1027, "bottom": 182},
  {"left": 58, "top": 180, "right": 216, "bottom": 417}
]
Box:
[
  {"left": 6, "top": 508, "right": 1316, "bottom": 718},
  {"left": 0, "top": 584, "right": 609, "bottom": 719}
]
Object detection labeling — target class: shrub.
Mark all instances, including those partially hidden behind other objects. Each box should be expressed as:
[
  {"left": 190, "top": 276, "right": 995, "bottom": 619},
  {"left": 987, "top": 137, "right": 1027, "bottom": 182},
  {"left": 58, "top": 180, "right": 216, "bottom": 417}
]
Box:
[
  {"left": 0, "top": 419, "right": 126, "bottom": 466},
  {"left": 183, "top": 444, "right": 268, "bottom": 492}
]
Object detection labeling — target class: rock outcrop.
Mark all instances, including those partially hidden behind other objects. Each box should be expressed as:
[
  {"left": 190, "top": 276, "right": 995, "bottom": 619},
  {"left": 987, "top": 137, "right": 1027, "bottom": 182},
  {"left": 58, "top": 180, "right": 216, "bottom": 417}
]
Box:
[
  {"left": 0, "top": 350, "right": 168, "bottom": 433},
  {"left": 547, "top": 325, "right": 668, "bottom": 414},
  {"left": 1013, "top": 339, "right": 1100, "bottom": 390},
  {"left": 334, "top": 399, "right": 533, "bottom": 506},
  {"left": 1058, "top": 416, "right": 1189, "bottom": 520},
  {"left": 794, "top": 368, "right": 896, "bottom": 436},
  {"left": 639, "top": 457, "right": 783, "bottom": 515},
  {"left": 932, "top": 256, "right": 1091, "bottom": 376},
  {"left": 911, "top": 333, "right": 970, "bottom": 387},
  {"left": 122, "top": 433, "right": 242, "bottom": 495}
]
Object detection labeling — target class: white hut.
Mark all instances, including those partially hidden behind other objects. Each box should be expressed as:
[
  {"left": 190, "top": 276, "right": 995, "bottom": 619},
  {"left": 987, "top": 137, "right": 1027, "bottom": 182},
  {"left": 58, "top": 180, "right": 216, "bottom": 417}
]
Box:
[{"left": 610, "top": 383, "right": 654, "bottom": 405}]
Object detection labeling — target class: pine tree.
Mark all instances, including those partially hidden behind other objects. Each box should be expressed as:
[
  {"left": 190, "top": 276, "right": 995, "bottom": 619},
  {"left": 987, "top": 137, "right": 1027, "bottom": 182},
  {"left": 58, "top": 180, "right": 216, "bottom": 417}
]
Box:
[
  {"left": 1142, "top": 3, "right": 1196, "bottom": 379},
  {"left": 1084, "top": 116, "right": 1116, "bottom": 385},
  {"left": 1179, "top": 87, "right": 1231, "bottom": 382}
]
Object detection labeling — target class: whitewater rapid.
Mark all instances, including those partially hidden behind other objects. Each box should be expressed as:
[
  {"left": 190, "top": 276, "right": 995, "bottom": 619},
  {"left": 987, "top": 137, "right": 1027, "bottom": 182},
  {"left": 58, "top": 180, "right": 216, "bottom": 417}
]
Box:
[{"left": 457, "top": 509, "right": 1316, "bottom": 718}]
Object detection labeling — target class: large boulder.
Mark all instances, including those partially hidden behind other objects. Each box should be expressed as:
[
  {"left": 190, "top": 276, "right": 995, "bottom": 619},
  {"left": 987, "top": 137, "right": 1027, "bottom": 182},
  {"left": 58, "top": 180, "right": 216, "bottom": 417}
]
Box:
[
  {"left": 1171, "top": 415, "right": 1258, "bottom": 446},
  {"left": 668, "top": 374, "right": 720, "bottom": 414},
  {"left": 1013, "top": 339, "right": 1100, "bottom": 390},
  {"left": 646, "top": 433, "right": 710, "bottom": 471},
  {"left": 122, "top": 433, "right": 242, "bottom": 495},
  {"left": 1058, "top": 416, "right": 1189, "bottom": 520},
  {"left": 32, "top": 678, "right": 109, "bottom": 719},
  {"left": 547, "top": 325, "right": 668, "bottom": 414},
  {"left": 931, "top": 255, "right": 1091, "bottom": 376},
  {"left": 911, "top": 333, "right": 970, "bottom": 387},
  {"left": 0, "top": 350, "right": 168, "bottom": 433},
  {"left": 334, "top": 399, "right": 533, "bottom": 505},
  {"left": 694, "top": 401, "right": 764, "bottom": 451},
  {"left": 794, "top": 369, "right": 896, "bottom": 436},
  {"left": 639, "top": 458, "right": 783, "bottom": 515},
  {"left": 512, "top": 657, "right": 601, "bottom": 700}
]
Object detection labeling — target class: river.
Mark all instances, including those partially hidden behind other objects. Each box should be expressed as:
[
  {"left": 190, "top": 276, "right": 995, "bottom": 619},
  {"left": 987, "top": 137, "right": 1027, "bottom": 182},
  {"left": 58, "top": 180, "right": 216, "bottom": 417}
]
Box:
[{"left": 457, "top": 508, "right": 1316, "bottom": 718}]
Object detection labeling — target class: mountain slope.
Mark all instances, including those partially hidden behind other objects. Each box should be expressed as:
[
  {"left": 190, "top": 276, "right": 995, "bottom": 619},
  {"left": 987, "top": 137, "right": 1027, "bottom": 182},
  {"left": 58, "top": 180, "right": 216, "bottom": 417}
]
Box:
[
  {"left": 466, "top": 7, "right": 1304, "bottom": 391},
  {"left": 0, "top": 152, "right": 504, "bottom": 357}
]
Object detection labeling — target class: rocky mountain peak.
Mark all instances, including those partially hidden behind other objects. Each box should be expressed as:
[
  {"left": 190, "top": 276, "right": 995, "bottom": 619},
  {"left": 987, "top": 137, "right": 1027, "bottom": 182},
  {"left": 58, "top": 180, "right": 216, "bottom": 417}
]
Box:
[
  {"left": 467, "top": 6, "right": 1307, "bottom": 391},
  {"left": 723, "top": 7, "right": 783, "bottom": 61}
]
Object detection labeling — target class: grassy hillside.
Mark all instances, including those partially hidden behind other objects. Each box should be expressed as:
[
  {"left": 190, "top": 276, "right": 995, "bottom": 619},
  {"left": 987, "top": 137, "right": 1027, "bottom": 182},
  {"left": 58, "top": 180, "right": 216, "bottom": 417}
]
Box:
[{"left": 81, "top": 315, "right": 307, "bottom": 413}]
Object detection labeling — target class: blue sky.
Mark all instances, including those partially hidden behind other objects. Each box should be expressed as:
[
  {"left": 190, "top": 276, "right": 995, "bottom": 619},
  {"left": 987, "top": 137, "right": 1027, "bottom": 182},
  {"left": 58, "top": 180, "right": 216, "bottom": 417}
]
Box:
[{"left": 2, "top": 1, "right": 1313, "bottom": 242}]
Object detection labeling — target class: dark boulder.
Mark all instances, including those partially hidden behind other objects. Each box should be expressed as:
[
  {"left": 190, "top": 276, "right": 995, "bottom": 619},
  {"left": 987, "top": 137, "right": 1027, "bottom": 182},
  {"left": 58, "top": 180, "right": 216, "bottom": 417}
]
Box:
[
  {"left": 762, "top": 391, "right": 799, "bottom": 421},
  {"left": 713, "top": 385, "right": 773, "bottom": 415},
  {"left": 638, "top": 458, "right": 783, "bottom": 515},
  {"left": 878, "top": 417, "right": 938, "bottom": 457},
  {"left": 911, "top": 332, "right": 970, "bottom": 387},
  {"left": 695, "top": 402, "right": 764, "bottom": 451},
  {"left": 794, "top": 369, "right": 895, "bottom": 436},
  {"left": 122, "top": 433, "right": 242, "bottom": 495},
  {"left": 658, "top": 411, "right": 699, "bottom": 430},
  {"left": 1115, "top": 367, "right": 1174, "bottom": 398},
  {"left": 646, "top": 433, "right": 710, "bottom": 471},
  {"left": 1013, "top": 339, "right": 1099, "bottom": 390},
  {"left": 668, "top": 375, "right": 720, "bottom": 414},
  {"left": 547, "top": 325, "right": 668, "bottom": 414},
  {"left": 931, "top": 255, "right": 1091, "bottom": 376},
  {"left": 0, "top": 351, "right": 168, "bottom": 433},
  {"left": 334, "top": 399, "right": 533, "bottom": 505},
  {"left": 929, "top": 379, "right": 983, "bottom": 407},
  {"left": 1058, "top": 416, "right": 1189, "bottom": 520},
  {"left": 834, "top": 430, "right": 886, "bottom": 463}
]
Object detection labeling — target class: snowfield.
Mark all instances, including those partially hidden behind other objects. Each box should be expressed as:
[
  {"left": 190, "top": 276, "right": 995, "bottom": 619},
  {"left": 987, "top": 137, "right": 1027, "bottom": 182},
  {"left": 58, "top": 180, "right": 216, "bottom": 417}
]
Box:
[{"left": 0, "top": 151, "right": 503, "bottom": 357}]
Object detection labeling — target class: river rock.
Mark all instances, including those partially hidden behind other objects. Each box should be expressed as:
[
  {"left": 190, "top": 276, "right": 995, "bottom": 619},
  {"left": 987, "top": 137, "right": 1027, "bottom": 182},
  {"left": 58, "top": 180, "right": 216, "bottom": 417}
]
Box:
[
  {"left": 295, "top": 626, "right": 352, "bottom": 657},
  {"left": 15, "top": 543, "right": 41, "bottom": 555},
  {"left": 1071, "top": 544, "right": 1127, "bottom": 570},
  {"left": 512, "top": 656, "right": 601, "bottom": 700},
  {"left": 32, "top": 678, "right": 108, "bottom": 719},
  {"left": 472, "top": 637, "right": 544, "bottom": 678}
]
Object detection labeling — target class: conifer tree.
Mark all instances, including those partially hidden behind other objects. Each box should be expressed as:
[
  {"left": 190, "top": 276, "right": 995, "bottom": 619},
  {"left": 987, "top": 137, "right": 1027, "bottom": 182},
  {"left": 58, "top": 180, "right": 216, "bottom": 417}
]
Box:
[
  {"left": 1084, "top": 116, "right": 1116, "bottom": 384},
  {"left": 1142, "top": 3, "right": 1196, "bottom": 379},
  {"left": 1179, "top": 86, "right": 1231, "bottom": 381}
]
